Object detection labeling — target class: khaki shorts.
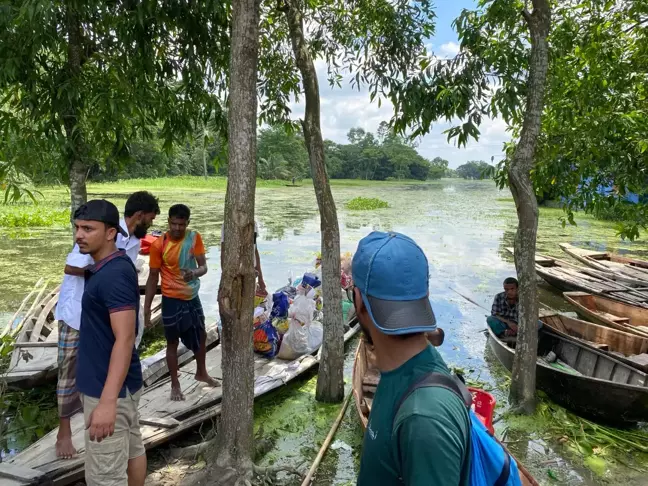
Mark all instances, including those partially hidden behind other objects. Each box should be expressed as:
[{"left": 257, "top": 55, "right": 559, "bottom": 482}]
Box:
[{"left": 82, "top": 389, "right": 145, "bottom": 486}]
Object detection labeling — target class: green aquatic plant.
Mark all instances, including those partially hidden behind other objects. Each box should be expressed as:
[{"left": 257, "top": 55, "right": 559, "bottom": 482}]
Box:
[
  {"left": 345, "top": 197, "right": 389, "bottom": 211},
  {"left": 0, "top": 206, "right": 69, "bottom": 228}
]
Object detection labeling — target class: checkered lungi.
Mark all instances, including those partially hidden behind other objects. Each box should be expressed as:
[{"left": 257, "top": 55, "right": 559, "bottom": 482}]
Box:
[{"left": 57, "top": 321, "right": 82, "bottom": 418}]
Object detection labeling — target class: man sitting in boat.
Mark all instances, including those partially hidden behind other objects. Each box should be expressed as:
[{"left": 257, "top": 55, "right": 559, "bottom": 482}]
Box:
[
  {"left": 352, "top": 231, "right": 471, "bottom": 485},
  {"left": 144, "top": 204, "right": 219, "bottom": 401},
  {"left": 488, "top": 277, "right": 525, "bottom": 337}
]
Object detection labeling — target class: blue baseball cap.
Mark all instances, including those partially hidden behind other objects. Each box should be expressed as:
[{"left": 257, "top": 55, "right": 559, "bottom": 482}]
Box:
[{"left": 352, "top": 231, "right": 436, "bottom": 335}]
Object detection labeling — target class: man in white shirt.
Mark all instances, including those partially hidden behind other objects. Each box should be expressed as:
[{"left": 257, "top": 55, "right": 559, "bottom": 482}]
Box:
[
  {"left": 118, "top": 191, "right": 161, "bottom": 262},
  {"left": 54, "top": 191, "right": 159, "bottom": 459}
]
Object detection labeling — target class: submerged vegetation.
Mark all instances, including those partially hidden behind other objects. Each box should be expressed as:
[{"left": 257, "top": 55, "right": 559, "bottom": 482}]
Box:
[{"left": 345, "top": 197, "right": 389, "bottom": 211}]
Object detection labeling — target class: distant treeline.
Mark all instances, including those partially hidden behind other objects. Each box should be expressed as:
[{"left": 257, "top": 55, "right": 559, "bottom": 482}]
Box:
[{"left": 10, "top": 121, "right": 493, "bottom": 183}]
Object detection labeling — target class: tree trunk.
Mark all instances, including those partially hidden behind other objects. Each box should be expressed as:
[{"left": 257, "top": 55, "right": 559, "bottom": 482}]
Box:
[
  {"left": 284, "top": 0, "right": 345, "bottom": 403},
  {"left": 212, "top": 0, "right": 260, "bottom": 481},
  {"left": 508, "top": 0, "right": 551, "bottom": 414},
  {"left": 63, "top": 2, "right": 88, "bottom": 220}
]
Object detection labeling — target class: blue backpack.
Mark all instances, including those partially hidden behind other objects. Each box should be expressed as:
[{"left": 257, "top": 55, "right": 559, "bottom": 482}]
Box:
[{"left": 393, "top": 372, "right": 522, "bottom": 486}]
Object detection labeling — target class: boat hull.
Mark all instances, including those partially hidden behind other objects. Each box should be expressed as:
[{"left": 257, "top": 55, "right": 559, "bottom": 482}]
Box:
[
  {"left": 540, "top": 312, "right": 648, "bottom": 372},
  {"left": 488, "top": 328, "right": 648, "bottom": 424},
  {"left": 564, "top": 291, "right": 648, "bottom": 338}
]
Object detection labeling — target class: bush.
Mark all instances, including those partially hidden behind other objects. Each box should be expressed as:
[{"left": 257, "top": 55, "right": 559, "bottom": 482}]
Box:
[{"left": 345, "top": 197, "right": 389, "bottom": 210}]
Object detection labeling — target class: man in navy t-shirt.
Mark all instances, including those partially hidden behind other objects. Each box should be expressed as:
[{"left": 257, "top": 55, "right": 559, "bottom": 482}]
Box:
[{"left": 74, "top": 200, "right": 146, "bottom": 486}]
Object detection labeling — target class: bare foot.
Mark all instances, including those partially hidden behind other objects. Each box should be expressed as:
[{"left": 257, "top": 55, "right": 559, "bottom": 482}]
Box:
[
  {"left": 195, "top": 373, "right": 221, "bottom": 388},
  {"left": 55, "top": 435, "right": 76, "bottom": 459},
  {"left": 170, "top": 383, "right": 185, "bottom": 401}
]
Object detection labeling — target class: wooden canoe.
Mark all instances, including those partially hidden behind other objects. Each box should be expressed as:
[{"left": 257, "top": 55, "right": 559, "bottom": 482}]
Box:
[
  {"left": 559, "top": 243, "right": 648, "bottom": 270},
  {"left": 2, "top": 293, "right": 164, "bottom": 388},
  {"left": 1, "top": 320, "right": 360, "bottom": 486},
  {"left": 352, "top": 339, "right": 539, "bottom": 486},
  {"left": 564, "top": 291, "right": 648, "bottom": 339},
  {"left": 540, "top": 312, "right": 648, "bottom": 372},
  {"left": 506, "top": 248, "right": 648, "bottom": 308},
  {"left": 488, "top": 327, "right": 648, "bottom": 424},
  {"left": 2, "top": 255, "right": 164, "bottom": 388},
  {"left": 560, "top": 243, "right": 648, "bottom": 286}
]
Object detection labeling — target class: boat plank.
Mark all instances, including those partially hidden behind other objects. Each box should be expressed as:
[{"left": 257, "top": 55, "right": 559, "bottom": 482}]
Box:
[
  {"left": 0, "top": 463, "right": 50, "bottom": 484},
  {"left": 6, "top": 323, "right": 360, "bottom": 486},
  {"left": 28, "top": 293, "right": 59, "bottom": 343}
]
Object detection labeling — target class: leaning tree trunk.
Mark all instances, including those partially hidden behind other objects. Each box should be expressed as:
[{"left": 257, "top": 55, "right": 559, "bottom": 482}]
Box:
[
  {"left": 284, "top": 0, "right": 345, "bottom": 403},
  {"left": 508, "top": 0, "right": 551, "bottom": 414},
  {"left": 63, "top": 2, "right": 88, "bottom": 222},
  {"left": 213, "top": 0, "right": 260, "bottom": 481}
]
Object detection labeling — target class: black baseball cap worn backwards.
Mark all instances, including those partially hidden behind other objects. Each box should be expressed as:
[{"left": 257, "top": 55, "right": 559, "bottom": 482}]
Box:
[{"left": 74, "top": 199, "right": 127, "bottom": 237}]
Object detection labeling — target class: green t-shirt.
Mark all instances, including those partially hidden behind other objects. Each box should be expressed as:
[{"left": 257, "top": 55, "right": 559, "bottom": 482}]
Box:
[{"left": 357, "top": 345, "right": 471, "bottom": 486}]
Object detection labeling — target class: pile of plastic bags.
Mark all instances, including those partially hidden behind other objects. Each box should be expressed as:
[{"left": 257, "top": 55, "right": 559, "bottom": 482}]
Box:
[{"left": 251, "top": 252, "right": 355, "bottom": 361}]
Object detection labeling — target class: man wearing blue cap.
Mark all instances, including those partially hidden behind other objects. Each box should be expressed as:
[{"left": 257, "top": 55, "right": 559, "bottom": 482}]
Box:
[{"left": 353, "top": 231, "right": 470, "bottom": 486}]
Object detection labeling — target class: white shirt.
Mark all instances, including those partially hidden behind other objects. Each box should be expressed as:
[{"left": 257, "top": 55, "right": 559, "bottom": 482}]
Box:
[
  {"left": 55, "top": 220, "right": 140, "bottom": 331},
  {"left": 54, "top": 245, "right": 93, "bottom": 330},
  {"left": 117, "top": 218, "right": 141, "bottom": 263}
]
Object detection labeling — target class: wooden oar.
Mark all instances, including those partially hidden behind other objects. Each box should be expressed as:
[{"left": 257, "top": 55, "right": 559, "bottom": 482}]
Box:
[{"left": 301, "top": 391, "right": 352, "bottom": 486}]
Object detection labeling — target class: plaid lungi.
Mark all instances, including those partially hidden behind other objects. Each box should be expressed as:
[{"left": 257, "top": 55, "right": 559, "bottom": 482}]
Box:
[{"left": 57, "top": 321, "right": 82, "bottom": 418}]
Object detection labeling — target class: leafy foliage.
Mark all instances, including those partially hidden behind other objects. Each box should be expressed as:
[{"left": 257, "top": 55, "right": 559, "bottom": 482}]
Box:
[
  {"left": 389, "top": 0, "right": 648, "bottom": 239},
  {"left": 0, "top": 0, "right": 229, "bottom": 198},
  {"left": 455, "top": 160, "right": 494, "bottom": 179},
  {"left": 0, "top": 161, "right": 41, "bottom": 203},
  {"left": 345, "top": 197, "right": 389, "bottom": 210}
]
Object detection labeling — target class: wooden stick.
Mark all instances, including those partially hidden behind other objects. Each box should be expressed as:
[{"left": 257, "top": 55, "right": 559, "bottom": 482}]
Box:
[
  {"left": 300, "top": 391, "right": 352, "bottom": 486},
  {"left": 449, "top": 287, "right": 490, "bottom": 312},
  {"left": 0, "top": 278, "right": 44, "bottom": 339},
  {"left": 10, "top": 281, "right": 49, "bottom": 339}
]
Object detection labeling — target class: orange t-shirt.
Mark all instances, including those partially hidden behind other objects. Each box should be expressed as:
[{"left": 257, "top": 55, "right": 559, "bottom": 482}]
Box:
[{"left": 149, "top": 230, "right": 206, "bottom": 301}]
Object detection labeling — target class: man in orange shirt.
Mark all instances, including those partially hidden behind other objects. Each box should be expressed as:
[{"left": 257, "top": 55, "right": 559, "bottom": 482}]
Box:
[{"left": 143, "top": 204, "right": 219, "bottom": 400}]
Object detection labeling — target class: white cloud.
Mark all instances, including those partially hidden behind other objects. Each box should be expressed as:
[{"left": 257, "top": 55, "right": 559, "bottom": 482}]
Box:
[
  {"left": 439, "top": 41, "right": 460, "bottom": 58},
  {"left": 285, "top": 58, "right": 511, "bottom": 169}
]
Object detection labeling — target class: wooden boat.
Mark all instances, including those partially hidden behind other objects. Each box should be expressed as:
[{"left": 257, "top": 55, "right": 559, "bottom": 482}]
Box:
[
  {"left": 540, "top": 311, "right": 648, "bottom": 372},
  {"left": 564, "top": 291, "right": 648, "bottom": 339},
  {"left": 2, "top": 255, "right": 163, "bottom": 388},
  {"left": 0, "top": 320, "right": 360, "bottom": 486},
  {"left": 559, "top": 243, "right": 648, "bottom": 270},
  {"left": 352, "top": 339, "right": 540, "bottom": 486},
  {"left": 487, "top": 327, "right": 648, "bottom": 424},
  {"left": 560, "top": 243, "right": 648, "bottom": 286},
  {"left": 506, "top": 248, "right": 648, "bottom": 308}
]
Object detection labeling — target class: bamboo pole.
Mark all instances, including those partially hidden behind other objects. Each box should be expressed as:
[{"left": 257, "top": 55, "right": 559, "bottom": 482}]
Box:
[
  {"left": 10, "top": 281, "right": 49, "bottom": 340},
  {"left": 300, "top": 391, "right": 352, "bottom": 486},
  {"left": 0, "top": 278, "right": 44, "bottom": 339}
]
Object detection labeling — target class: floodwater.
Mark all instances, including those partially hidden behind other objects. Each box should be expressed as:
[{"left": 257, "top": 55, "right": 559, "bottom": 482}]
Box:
[{"left": 2, "top": 179, "right": 648, "bottom": 484}]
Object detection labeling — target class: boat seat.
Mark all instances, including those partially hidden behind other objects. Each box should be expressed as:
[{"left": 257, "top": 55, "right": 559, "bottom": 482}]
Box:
[{"left": 598, "top": 311, "right": 630, "bottom": 324}]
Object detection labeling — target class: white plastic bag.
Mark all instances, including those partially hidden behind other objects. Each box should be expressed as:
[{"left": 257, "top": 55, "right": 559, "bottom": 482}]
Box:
[
  {"left": 277, "top": 320, "right": 323, "bottom": 360},
  {"left": 277, "top": 295, "right": 323, "bottom": 360}
]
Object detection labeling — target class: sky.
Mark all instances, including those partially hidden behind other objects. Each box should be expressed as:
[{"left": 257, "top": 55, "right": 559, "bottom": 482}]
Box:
[{"left": 288, "top": 1, "right": 510, "bottom": 169}]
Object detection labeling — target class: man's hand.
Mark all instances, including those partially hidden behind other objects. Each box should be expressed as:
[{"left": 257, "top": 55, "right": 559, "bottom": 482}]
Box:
[
  {"left": 86, "top": 400, "right": 117, "bottom": 442},
  {"left": 257, "top": 277, "right": 267, "bottom": 294},
  {"left": 144, "top": 309, "right": 153, "bottom": 329},
  {"left": 181, "top": 269, "right": 195, "bottom": 282}
]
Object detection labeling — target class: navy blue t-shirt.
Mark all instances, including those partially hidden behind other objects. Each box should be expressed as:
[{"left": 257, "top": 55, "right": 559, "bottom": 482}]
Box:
[{"left": 77, "top": 250, "right": 143, "bottom": 399}]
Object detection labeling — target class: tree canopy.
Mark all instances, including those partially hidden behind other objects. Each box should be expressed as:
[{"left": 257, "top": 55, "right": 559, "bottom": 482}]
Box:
[
  {"left": 455, "top": 160, "right": 493, "bottom": 179},
  {"left": 389, "top": 0, "right": 648, "bottom": 239}
]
